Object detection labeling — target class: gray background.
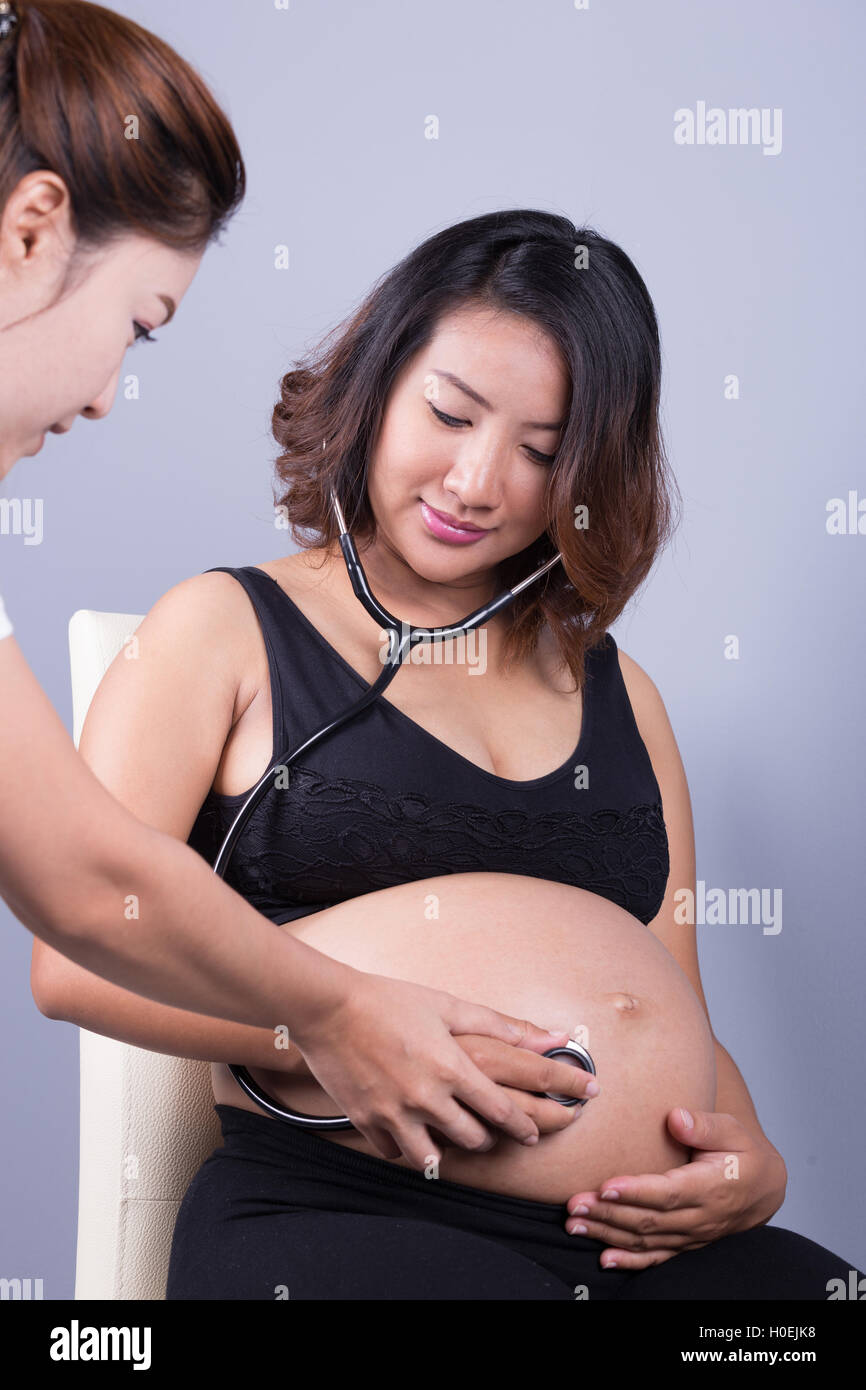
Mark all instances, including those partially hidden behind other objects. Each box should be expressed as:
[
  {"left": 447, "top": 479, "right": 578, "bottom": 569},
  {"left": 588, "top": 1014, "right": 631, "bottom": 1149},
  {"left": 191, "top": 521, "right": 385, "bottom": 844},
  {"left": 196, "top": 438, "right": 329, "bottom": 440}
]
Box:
[{"left": 1, "top": 0, "right": 863, "bottom": 1295}]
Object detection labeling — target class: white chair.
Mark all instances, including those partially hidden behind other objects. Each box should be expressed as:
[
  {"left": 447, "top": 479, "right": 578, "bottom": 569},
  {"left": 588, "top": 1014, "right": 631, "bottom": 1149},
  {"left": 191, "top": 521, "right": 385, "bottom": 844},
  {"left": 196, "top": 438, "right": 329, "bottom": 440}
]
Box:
[{"left": 68, "top": 608, "right": 222, "bottom": 1301}]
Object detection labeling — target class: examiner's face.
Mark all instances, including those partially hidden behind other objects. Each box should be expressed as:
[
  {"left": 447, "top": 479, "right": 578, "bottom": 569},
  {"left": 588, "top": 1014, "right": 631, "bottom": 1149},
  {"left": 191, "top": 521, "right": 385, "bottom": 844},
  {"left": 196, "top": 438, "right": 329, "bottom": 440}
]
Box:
[
  {"left": 365, "top": 302, "right": 570, "bottom": 588},
  {"left": 0, "top": 223, "right": 201, "bottom": 476}
]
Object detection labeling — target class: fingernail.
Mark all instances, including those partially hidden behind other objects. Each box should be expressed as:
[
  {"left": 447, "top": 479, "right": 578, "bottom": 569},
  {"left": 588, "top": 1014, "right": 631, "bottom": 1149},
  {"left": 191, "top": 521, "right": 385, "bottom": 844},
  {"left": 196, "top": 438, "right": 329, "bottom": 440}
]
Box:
[
  {"left": 523, "top": 1133, "right": 539, "bottom": 1145},
  {"left": 572, "top": 1203, "right": 589, "bottom": 1215},
  {"left": 568, "top": 1222, "right": 587, "bottom": 1235},
  {"left": 679, "top": 1108, "right": 694, "bottom": 1129},
  {"left": 585, "top": 1080, "right": 600, "bottom": 1097},
  {"left": 602, "top": 1258, "right": 618, "bottom": 1269},
  {"left": 601, "top": 1189, "right": 619, "bottom": 1200}
]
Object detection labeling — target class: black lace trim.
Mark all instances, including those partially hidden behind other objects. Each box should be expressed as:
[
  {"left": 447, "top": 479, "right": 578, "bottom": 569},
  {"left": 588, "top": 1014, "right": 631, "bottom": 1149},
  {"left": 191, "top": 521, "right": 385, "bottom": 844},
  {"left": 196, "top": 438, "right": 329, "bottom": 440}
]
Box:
[{"left": 190, "top": 762, "right": 670, "bottom": 927}]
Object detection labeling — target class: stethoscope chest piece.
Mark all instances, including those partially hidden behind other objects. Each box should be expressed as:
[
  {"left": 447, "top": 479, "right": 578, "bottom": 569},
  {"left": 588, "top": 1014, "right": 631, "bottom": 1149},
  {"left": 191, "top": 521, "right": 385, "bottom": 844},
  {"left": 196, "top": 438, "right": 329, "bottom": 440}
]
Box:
[{"left": 539, "top": 1038, "right": 596, "bottom": 1106}]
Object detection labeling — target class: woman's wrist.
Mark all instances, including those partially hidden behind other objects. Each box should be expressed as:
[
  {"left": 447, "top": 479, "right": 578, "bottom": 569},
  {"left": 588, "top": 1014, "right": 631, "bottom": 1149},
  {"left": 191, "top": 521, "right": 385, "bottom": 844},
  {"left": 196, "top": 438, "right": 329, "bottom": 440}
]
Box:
[
  {"left": 272, "top": 929, "right": 356, "bottom": 1049},
  {"left": 766, "top": 1145, "right": 788, "bottom": 1212},
  {"left": 751, "top": 1143, "right": 788, "bottom": 1227}
]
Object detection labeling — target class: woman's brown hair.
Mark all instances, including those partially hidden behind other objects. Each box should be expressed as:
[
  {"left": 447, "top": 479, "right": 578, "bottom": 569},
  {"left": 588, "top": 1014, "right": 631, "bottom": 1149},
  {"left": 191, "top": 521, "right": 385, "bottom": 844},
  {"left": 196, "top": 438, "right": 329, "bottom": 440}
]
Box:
[
  {"left": 271, "top": 209, "right": 681, "bottom": 691},
  {"left": 0, "top": 0, "right": 244, "bottom": 263}
]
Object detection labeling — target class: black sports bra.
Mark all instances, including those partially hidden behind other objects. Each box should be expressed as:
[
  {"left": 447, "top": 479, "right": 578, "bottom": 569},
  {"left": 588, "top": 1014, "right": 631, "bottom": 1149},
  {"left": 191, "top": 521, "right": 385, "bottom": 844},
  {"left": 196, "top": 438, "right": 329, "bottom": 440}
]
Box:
[{"left": 186, "top": 566, "right": 670, "bottom": 927}]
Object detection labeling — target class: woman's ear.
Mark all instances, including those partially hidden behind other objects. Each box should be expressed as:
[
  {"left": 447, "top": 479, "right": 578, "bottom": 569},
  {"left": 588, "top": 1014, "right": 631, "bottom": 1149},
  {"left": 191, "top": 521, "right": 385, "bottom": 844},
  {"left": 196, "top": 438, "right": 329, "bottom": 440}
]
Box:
[{"left": 0, "top": 170, "right": 75, "bottom": 325}]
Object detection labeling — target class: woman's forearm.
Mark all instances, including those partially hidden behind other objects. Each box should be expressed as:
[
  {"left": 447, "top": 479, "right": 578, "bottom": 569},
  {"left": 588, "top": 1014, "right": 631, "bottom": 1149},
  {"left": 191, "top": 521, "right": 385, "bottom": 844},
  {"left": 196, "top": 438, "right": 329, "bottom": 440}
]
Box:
[
  {"left": 55, "top": 812, "right": 353, "bottom": 1045},
  {"left": 35, "top": 899, "right": 322, "bottom": 1072},
  {"left": 2, "top": 634, "right": 351, "bottom": 1037},
  {"left": 714, "top": 1036, "right": 775, "bottom": 1146},
  {"left": 713, "top": 1037, "right": 788, "bottom": 1224}
]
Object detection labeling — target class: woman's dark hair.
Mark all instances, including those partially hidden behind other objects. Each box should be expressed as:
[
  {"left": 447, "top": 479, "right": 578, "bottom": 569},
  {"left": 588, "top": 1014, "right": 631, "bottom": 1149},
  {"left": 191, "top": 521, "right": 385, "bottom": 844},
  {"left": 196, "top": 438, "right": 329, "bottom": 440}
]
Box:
[
  {"left": 271, "top": 209, "right": 681, "bottom": 690},
  {"left": 0, "top": 0, "right": 245, "bottom": 267}
]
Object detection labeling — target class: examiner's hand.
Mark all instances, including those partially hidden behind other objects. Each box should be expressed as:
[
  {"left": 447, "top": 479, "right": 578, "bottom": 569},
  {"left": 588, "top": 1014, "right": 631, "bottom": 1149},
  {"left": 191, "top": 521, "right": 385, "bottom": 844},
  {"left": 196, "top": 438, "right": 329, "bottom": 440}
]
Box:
[
  {"left": 289, "top": 967, "right": 574, "bottom": 1169},
  {"left": 451, "top": 1033, "right": 600, "bottom": 1139},
  {"left": 563, "top": 1107, "right": 788, "bottom": 1271}
]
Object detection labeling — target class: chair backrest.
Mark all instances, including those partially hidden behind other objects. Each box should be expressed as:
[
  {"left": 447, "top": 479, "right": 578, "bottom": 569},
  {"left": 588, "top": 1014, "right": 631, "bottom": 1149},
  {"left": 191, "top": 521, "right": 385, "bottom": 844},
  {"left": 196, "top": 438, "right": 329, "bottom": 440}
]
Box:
[{"left": 68, "top": 608, "right": 222, "bottom": 1301}]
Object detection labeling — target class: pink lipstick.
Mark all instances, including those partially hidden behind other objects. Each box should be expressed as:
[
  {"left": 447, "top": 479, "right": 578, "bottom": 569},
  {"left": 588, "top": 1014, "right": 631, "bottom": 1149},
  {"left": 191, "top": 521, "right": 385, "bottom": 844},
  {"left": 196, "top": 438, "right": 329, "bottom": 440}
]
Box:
[{"left": 420, "top": 500, "right": 491, "bottom": 545}]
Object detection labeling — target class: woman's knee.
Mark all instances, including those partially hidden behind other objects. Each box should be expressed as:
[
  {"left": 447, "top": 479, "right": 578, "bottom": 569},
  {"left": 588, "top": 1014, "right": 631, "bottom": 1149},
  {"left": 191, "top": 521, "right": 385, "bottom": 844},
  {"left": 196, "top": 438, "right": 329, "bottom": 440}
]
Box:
[{"left": 616, "top": 1224, "right": 865, "bottom": 1302}]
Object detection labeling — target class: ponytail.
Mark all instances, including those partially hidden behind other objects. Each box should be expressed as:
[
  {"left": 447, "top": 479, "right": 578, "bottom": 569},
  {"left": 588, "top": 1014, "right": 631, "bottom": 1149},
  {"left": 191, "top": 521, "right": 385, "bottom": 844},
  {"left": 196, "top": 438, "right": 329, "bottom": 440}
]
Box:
[{"left": 0, "top": 0, "right": 245, "bottom": 253}]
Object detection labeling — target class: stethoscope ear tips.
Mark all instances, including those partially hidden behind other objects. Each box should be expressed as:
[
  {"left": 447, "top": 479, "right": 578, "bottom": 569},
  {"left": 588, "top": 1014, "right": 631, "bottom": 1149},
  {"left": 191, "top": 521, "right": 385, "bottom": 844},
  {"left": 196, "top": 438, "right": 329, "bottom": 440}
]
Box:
[{"left": 540, "top": 1039, "right": 596, "bottom": 1107}]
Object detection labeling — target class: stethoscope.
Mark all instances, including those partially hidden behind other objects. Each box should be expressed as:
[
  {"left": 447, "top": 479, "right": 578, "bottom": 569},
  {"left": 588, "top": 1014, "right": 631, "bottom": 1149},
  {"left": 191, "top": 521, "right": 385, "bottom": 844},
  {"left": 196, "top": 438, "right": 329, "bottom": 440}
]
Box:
[{"left": 211, "top": 489, "right": 597, "bottom": 1129}]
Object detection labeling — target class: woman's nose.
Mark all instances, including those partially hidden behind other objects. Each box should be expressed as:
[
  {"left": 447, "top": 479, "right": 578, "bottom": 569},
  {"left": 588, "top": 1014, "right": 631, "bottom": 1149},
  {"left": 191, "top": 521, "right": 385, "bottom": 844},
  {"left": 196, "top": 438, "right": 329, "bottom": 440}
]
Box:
[
  {"left": 80, "top": 365, "right": 122, "bottom": 420},
  {"left": 442, "top": 444, "right": 506, "bottom": 510}
]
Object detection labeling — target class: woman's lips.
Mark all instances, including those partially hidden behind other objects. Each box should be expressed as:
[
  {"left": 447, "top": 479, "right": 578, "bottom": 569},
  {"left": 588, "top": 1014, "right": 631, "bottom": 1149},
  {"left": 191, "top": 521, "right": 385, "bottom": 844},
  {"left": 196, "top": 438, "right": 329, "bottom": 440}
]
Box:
[{"left": 420, "top": 500, "right": 491, "bottom": 545}]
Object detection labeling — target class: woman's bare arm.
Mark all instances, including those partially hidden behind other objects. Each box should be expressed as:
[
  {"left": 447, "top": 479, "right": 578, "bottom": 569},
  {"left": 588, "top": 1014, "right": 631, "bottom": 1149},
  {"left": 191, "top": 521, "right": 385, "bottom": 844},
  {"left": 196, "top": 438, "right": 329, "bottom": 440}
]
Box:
[
  {"left": 1, "top": 618, "right": 349, "bottom": 1033},
  {"left": 29, "top": 571, "right": 362, "bottom": 1068},
  {"left": 617, "top": 647, "right": 780, "bottom": 1152}
]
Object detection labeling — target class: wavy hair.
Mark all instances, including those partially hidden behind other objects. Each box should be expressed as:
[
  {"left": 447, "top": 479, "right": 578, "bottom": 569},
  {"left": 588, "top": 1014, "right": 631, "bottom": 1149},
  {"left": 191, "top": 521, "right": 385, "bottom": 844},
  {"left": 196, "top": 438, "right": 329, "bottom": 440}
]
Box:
[{"left": 271, "top": 209, "right": 681, "bottom": 690}]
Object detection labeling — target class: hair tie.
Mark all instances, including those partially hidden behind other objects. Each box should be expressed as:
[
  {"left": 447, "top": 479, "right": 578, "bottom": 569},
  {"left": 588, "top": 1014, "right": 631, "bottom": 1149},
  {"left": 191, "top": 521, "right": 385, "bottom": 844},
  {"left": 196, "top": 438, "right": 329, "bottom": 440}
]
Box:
[{"left": 0, "top": 2, "right": 18, "bottom": 41}]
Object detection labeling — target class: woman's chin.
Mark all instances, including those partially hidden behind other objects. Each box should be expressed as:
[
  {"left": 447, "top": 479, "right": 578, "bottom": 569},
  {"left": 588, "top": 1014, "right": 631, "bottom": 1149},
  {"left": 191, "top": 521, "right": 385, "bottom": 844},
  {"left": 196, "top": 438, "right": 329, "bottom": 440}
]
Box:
[{"left": 0, "top": 440, "right": 28, "bottom": 476}]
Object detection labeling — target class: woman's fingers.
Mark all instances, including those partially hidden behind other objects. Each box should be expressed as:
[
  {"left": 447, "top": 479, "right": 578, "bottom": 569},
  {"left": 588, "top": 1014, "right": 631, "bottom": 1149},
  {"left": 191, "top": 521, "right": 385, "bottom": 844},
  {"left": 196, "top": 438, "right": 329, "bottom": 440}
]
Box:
[
  {"left": 446, "top": 1059, "right": 553, "bottom": 1149},
  {"left": 361, "top": 1125, "right": 404, "bottom": 1161},
  {"left": 441, "top": 998, "right": 571, "bottom": 1054},
  {"left": 373, "top": 1106, "right": 498, "bottom": 1170},
  {"left": 496, "top": 1086, "right": 583, "bottom": 1134},
  {"left": 368, "top": 1083, "right": 581, "bottom": 1167},
  {"left": 459, "top": 1033, "right": 600, "bottom": 1107}
]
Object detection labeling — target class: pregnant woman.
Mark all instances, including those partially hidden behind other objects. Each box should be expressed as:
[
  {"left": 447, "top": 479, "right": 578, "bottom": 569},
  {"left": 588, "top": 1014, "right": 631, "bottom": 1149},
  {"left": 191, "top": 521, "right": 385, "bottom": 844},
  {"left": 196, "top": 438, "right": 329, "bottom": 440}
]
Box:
[{"left": 32, "top": 210, "right": 861, "bottom": 1300}]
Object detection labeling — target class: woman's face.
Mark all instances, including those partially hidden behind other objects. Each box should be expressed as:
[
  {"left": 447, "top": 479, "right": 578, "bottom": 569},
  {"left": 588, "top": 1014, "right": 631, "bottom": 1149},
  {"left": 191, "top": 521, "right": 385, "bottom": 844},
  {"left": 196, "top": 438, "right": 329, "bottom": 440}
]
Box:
[
  {"left": 0, "top": 174, "right": 202, "bottom": 476},
  {"left": 365, "top": 302, "right": 570, "bottom": 595}
]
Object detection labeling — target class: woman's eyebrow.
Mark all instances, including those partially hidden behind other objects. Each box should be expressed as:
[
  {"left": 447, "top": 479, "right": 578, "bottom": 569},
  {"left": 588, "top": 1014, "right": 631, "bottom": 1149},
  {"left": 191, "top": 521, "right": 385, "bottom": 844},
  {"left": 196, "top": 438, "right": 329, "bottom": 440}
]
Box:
[
  {"left": 158, "top": 295, "right": 177, "bottom": 325},
  {"left": 430, "top": 367, "right": 564, "bottom": 431}
]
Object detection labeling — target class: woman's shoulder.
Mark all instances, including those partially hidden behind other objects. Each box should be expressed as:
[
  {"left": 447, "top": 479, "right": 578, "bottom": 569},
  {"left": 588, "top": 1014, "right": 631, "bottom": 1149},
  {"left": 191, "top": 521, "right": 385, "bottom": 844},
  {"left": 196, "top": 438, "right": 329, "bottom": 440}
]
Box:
[
  {"left": 612, "top": 642, "right": 684, "bottom": 779},
  {"left": 149, "top": 567, "right": 262, "bottom": 633},
  {"left": 253, "top": 549, "right": 330, "bottom": 593},
  {"left": 138, "top": 569, "right": 271, "bottom": 716}
]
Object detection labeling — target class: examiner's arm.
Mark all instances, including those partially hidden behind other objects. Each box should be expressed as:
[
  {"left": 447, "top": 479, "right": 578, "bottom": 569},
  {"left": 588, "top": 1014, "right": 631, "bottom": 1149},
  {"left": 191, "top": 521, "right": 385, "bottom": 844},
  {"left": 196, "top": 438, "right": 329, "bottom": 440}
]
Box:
[
  {"left": 0, "top": 624, "right": 348, "bottom": 1032},
  {"left": 7, "top": 577, "right": 565, "bottom": 1165}
]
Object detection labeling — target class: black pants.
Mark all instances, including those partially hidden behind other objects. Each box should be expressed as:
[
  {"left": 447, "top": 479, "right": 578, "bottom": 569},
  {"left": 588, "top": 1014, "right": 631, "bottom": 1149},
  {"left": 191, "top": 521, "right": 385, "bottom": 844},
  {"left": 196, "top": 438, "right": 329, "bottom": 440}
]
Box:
[{"left": 165, "top": 1104, "right": 862, "bottom": 1301}]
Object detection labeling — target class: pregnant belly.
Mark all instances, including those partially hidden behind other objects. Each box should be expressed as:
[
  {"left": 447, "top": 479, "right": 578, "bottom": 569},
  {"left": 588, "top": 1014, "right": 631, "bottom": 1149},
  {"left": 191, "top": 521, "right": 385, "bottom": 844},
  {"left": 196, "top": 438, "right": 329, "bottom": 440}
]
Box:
[{"left": 211, "top": 873, "right": 717, "bottom": 1205}]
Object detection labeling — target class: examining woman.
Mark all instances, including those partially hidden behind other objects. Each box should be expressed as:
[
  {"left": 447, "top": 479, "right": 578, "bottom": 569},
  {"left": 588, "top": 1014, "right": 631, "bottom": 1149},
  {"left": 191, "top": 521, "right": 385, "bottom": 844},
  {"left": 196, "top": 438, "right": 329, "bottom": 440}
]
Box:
[
  {"left": 1, "top": 0, "right": 567, "bottom": 1169},
  {"left": 30, "top": 207, "right": 862, "bottom": 1300}
]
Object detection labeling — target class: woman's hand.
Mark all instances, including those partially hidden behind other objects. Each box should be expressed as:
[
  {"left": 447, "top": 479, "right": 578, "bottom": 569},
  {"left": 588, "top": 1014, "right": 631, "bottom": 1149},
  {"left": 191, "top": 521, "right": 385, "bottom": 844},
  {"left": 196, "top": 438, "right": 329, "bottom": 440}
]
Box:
[
  {"left": 454, "top": 1033, "right": 600, "bottom": 1137},
  {"left": 290, "top": 966, "right": 576, "bottom": 1169},
  {"left": 563, "top": 1107, "right": 788, "bottom": 1270}
]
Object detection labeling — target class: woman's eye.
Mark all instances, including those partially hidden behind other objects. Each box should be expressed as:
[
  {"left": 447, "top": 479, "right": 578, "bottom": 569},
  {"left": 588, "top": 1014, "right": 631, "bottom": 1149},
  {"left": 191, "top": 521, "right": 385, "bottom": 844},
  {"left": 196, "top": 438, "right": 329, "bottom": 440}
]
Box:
[
  {"left": 132, "top": 322, "right": 158, "bottom": 345},
  {"left": 528, "top": 445, "right": 557, "bottom": 465},
  {"left": 427, "top": 401, "right": 466, "bottom": 429},
  {"left": 426, "top": 399, "right": 557, "bottom": 465}
]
